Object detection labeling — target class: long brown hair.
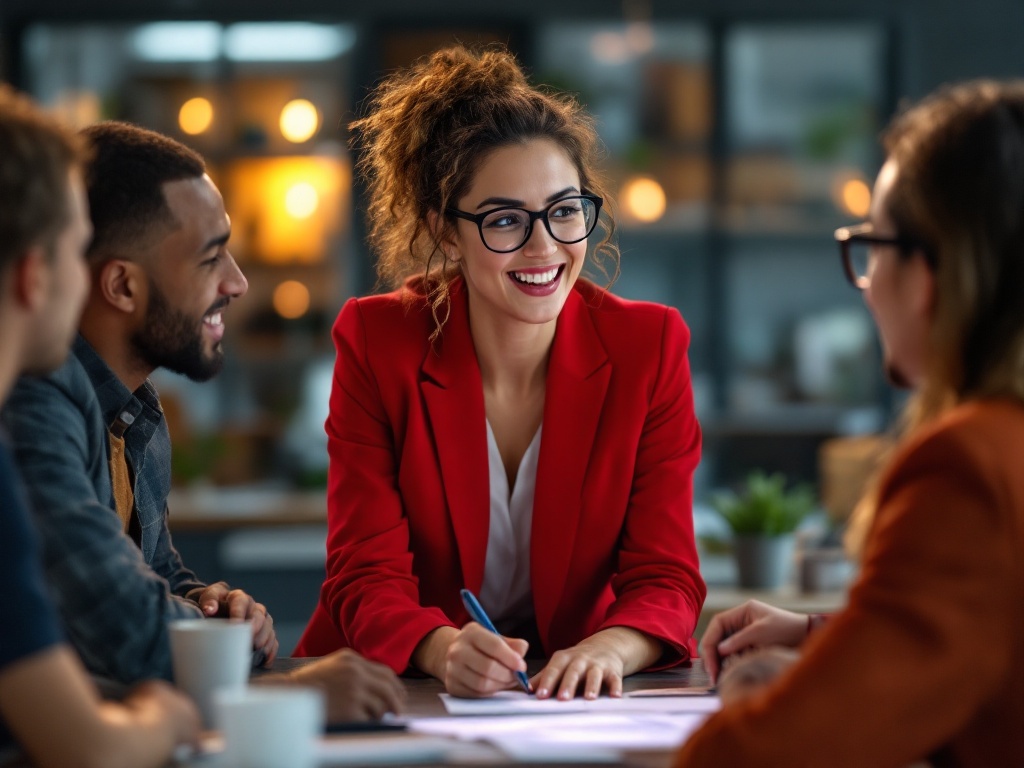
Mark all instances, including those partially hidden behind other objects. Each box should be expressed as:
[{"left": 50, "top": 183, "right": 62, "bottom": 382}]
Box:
[
  {"left": 350, "top": 44, "right": 619, "bottom": 338},
  {"left": 847, "top": 79, "right": 1024, "bottom": 555}
]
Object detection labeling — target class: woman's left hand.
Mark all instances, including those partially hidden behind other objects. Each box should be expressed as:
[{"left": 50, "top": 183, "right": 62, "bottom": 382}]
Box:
[{"left": 531, "top": 627, "right": 662, "bottom": 700}]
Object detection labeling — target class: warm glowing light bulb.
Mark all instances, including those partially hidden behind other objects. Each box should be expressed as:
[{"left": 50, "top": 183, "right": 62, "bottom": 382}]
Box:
[
  {"left": 285, "top": 182, "right": 319, "bottom": 219},
  {"left": 273, "top": 280, "right": 311, "bottom": 319},
  {"left": 622, "top": 176, "right": 667, "bottom": 223},
  {"left": 280, "top": 99, "right": 319, "bottom": 143},
  {"left": 841, "top": 178, "right": 872, "bottom": 218},
  {"left": 179, "top": 97, "right": 213, "bottom": 135}
]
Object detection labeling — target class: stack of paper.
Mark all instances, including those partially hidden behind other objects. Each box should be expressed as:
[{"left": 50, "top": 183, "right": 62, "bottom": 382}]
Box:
[{"left": 404, "top": 691, "right": 722, "bottom": 762}]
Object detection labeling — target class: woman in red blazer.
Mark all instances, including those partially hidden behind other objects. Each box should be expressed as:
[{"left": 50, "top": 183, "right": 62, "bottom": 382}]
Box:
[{"left": 296, "top": 45, "right": 705, "bottom": 699}]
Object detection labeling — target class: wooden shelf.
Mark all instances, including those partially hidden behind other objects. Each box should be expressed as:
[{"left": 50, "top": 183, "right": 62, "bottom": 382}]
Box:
[{"left": 168, "top": 487, "right": 327, "bottom": 531}]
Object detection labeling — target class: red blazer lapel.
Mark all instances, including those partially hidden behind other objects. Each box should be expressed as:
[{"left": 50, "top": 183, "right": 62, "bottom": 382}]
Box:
[
  {"left": 532, "top": 289, "right": 611, "bottom": 646},
  {"left": 419, "top": 285, "right": 490, "bottom": 595}
]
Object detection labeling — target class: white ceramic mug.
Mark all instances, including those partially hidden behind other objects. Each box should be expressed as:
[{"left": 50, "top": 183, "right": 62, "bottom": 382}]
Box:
[
  {"left": 168, "top": 618, "right": 252, "bottom": 728},
  {"left": 215, "top": 686, "right": 325, "bottom": 768}
]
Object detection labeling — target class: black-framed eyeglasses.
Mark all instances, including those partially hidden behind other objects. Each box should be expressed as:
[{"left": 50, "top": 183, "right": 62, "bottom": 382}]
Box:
[
  {"left": 834, "top": 222, "right": 927, "bottom": 290},
  {"left": 446, "top": 194, "right": 603, "bottom": 254}
]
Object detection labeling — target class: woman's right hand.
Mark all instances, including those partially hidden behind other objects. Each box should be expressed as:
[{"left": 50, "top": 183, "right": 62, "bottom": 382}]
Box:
[
  {"left": 416, "top": 623, "right": 529, "bottom": 698},
  {"left": 700, "top": 600, "right": 809, "bottom": 683}
]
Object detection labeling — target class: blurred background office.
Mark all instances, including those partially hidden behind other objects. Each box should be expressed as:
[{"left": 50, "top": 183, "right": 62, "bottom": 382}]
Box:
[{"left": 3, "top": 0, "right": 1021, "bottom": 650}]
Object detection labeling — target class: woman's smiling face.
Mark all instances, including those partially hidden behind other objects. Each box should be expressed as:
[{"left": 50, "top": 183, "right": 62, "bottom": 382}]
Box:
[{"left": 449, "top": 138, "right": 589, "bottom": 331}]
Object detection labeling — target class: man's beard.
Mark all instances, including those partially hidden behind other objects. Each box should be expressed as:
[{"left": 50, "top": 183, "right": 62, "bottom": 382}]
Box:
[{"left": 131, "top": 280, "right": 225, "bottom": 382}]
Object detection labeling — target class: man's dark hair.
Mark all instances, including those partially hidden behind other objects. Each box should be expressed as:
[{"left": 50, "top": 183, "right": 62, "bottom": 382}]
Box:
[
  {"left": 0, "top": 85, "right": 85, "bottom": 275},
  {"left": 81, "top": 121, "right": 205, "bottom": 261}
]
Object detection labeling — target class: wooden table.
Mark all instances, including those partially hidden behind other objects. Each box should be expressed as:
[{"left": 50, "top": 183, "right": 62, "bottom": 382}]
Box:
[{"left": 257, "top": 658, "right": 712, "bottom": 767}]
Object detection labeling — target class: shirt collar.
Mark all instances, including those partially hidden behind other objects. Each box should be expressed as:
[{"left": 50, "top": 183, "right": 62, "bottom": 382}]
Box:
[{"left": 72, "top": 335, "right": 162, "bottom": 434}]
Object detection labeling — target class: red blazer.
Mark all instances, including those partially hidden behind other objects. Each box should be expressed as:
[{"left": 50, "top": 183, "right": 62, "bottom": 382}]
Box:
[{"left": 296, "top": 277, "right": 705, "bottom": 672}]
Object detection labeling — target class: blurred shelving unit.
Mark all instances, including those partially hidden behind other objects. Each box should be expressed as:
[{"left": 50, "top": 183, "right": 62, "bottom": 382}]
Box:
[
  {"left": 533, "top": 19, "right": 892, "bottom": 496},
  {"left": 18, "top": 21, "right": 358, "bottom": 487},
  {"left": 14, "top": 1, "right": 1024, "bottom": 642},
  {"left": 14, "top": 13, "right": 895, "bottom": 499}
]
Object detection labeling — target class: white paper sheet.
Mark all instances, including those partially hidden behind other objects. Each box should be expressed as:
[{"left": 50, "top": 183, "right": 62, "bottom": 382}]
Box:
[
  {"left": 492, "top": 713, "right": 708, "bottom": 748},
  {"left": 439, "top": 690, "right": 721, "bottom": 715},
  {"left": 409, "top": 712, "right": 713, "bottom": 761}
]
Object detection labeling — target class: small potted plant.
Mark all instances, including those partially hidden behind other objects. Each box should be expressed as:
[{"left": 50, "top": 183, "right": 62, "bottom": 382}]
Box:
[{"left": 712, "top": 471, "right": 815, "bottom": 589}]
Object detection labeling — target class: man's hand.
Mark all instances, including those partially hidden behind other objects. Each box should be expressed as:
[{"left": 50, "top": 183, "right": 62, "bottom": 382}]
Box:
[
  {"left": 281, "top": 650, "right": 406, "bottom": 723},
  {"left": 189, "top": 582, "right": 278, "bottom": 667}
]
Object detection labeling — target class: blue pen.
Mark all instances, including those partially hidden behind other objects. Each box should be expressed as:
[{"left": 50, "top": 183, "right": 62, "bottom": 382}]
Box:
[{"left": 460, "top": 588, "right": 533, "bottom": 694}]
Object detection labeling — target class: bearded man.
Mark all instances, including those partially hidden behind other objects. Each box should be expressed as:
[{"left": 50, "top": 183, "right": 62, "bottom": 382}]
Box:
[{"left": 2, "top": 121, "right": 271, "bottom": 683}]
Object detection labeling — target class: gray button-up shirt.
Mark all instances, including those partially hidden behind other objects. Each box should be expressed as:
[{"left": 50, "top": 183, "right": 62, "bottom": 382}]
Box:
[{"left": 1, "top": 336, "right": 204, "bottom": 683}]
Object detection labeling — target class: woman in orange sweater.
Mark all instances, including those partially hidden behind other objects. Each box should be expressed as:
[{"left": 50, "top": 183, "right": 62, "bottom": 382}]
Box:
[{"left": 677, "top": 80, "right": 1024, "bottom": 767}]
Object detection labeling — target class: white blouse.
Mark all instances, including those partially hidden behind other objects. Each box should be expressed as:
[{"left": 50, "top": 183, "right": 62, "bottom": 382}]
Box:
[{"left": 478, "top": 420, "right": 541, "bottom": 633}]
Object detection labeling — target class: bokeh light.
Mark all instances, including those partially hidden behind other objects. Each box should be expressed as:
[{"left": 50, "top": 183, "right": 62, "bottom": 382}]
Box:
[
  {"left": 284, "top": 182, "right": 319, "bottom": 219},
  {"left": 621, "top": 176, "right": 667, "bottom": 223},
  {"left": 590, "top": 32, "right": 631, "bottom": 64},
  {"left": 273, "top": 280, "right": 311, "bottom": 319},
  {"left": 280, "top": 99, "right": 319, "bottom": 143},
  {"left": 840, "top": 178, "right": 872, "bottom": 218},
  {"left": 179, "top": 97, "right": 213, "bottom": 135}
]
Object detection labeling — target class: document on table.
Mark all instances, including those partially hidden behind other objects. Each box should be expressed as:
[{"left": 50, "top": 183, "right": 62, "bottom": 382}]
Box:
[
  {"left": 439, "top": 690, "right": 721, "bottom": 715},
  {"left": 628, "top": 686, "right": 716, "bottom": 697},
  {"left": 409, "top": 712, "right": 715, "bottom": 762}
]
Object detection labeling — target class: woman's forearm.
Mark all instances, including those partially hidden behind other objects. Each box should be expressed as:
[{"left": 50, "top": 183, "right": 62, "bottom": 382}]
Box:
[
  {"left": 592, "top": 626, "right": 664, "bottom": 675},
  {"left": 411, "top": 625, "right": 460, "bottom": 679}
]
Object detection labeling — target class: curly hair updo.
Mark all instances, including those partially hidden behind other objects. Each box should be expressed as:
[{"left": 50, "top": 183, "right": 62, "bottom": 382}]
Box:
[{"left": 350, "top": 44, "right": 618, "bottom": 335}]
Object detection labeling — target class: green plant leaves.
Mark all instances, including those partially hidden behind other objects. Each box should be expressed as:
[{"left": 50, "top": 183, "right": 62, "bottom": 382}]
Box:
[{"left": 711, "top": 471, "right": 814, "bottom": 536}]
